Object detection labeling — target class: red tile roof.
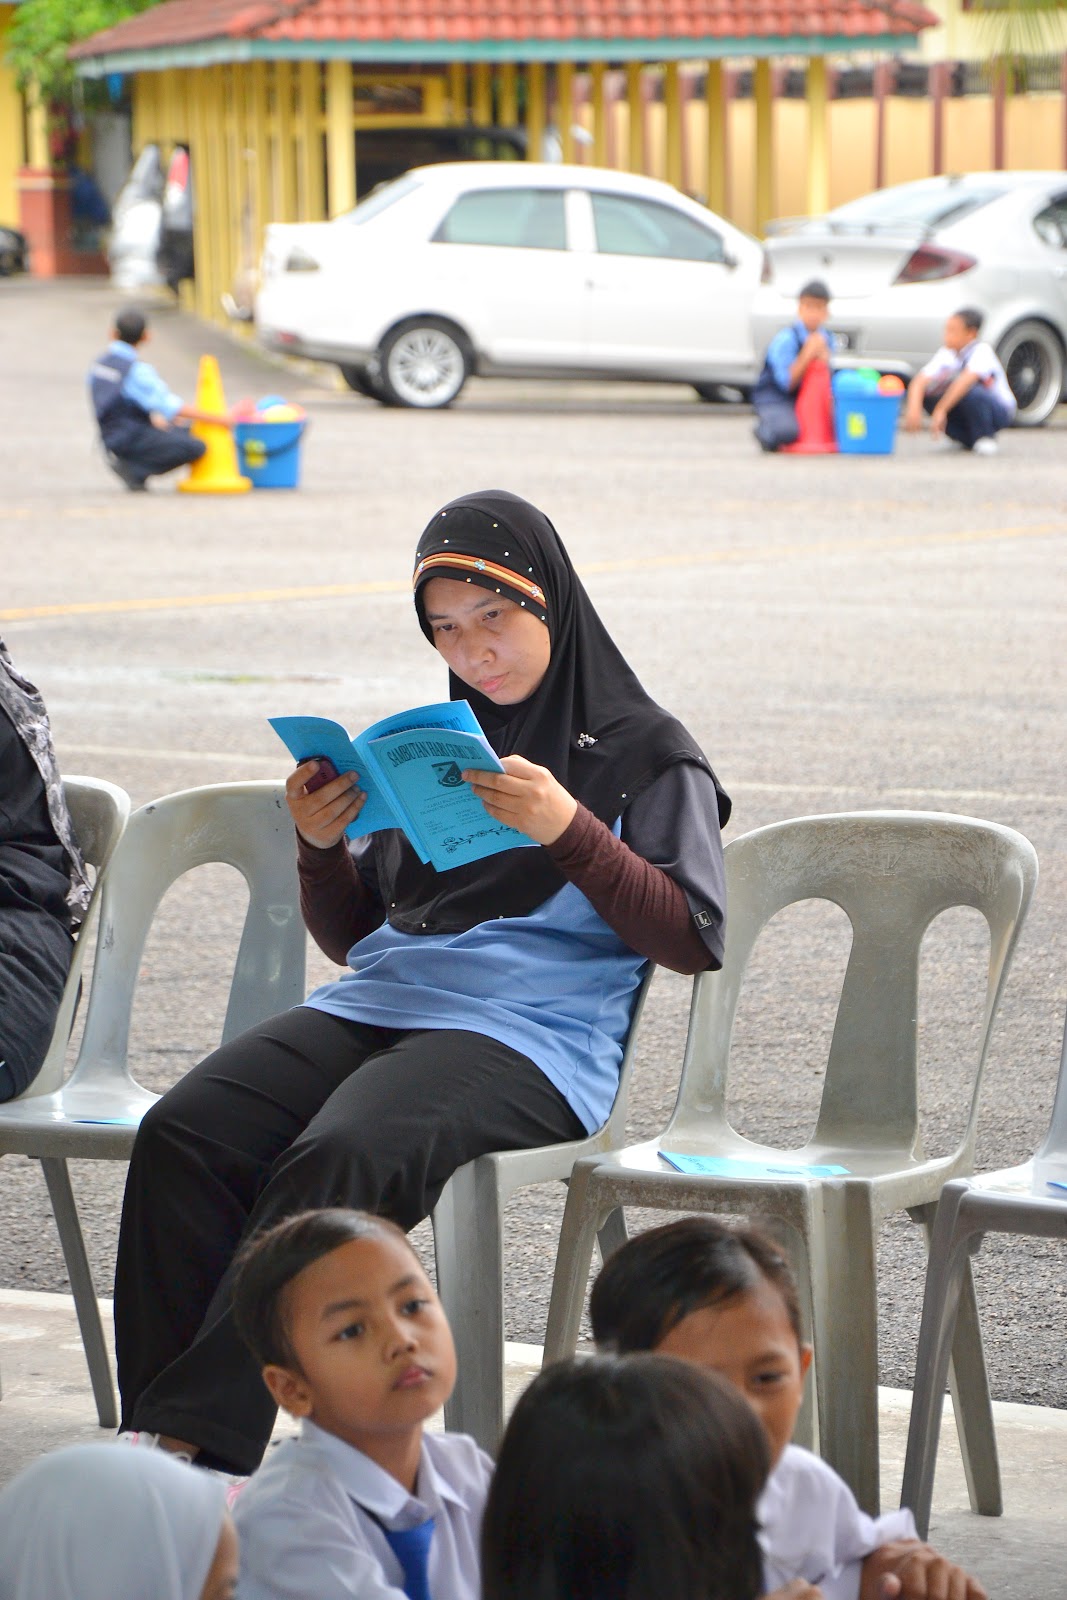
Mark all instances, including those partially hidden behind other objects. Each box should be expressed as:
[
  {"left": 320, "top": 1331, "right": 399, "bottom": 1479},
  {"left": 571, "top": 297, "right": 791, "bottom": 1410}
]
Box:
[{"left": 71, "top": 0, "right": 936, "bottom": 59}]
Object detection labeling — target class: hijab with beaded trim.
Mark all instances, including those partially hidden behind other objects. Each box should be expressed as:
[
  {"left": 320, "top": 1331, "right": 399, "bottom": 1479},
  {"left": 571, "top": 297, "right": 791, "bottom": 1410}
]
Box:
[{"left": 375, "top": 490, "right": 729, "bottom": 935}]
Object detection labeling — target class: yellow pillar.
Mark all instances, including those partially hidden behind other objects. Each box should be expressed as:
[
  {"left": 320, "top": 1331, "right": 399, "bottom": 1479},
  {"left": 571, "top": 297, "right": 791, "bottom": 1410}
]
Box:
[
  {"left": 753, "top": 57, "right": 774, "bottom": 235},
  {"left": 806, "top": 56, "right": 829, "bottom": 217},
  {"left": 275, "top": 61, "right": 297, "bottom": 220},
  {"left": 705, "top": 60, "right": 726, "bottom": 214},
  {"left": 448, "top": 62, "right": 467, "bottom": 123},
  {"left": 472, "top": 62, "right": 492, "bottom": 126},
  {"left": 590, "top": 60, "right": 608, "bottom": 166},
  {"left": 298, "top": 62, "right": 325, "bottom": 220},
  {"left": 326, "top": 59, "right": 356, "bottom": 215},
  {"left": 187, "top": 70, "right": 215, "bottom": 320},
  {"left": 525, "top": 62, "right": 546, "bottom": 160},
  {"left": 498, "top": 62, "right": 518, "bottom": 125},
  {"left": 557, "top": 62, "right": 575, "bottom": 162},
  {"left": 247, "top": 61, "right": 272, "bottom": 239},
  {"left": 25, "top": 79, "right": 49, "bottom": 169},
  {"left": 664, "top": 60, "right": 682, "bottom": 190},
  {"left": 626, "top": 62, "right": 643, "bottom": 172}
]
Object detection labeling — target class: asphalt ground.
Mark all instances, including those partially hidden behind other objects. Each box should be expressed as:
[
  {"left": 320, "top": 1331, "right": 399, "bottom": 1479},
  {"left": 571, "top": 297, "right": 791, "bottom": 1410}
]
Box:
[{"left": 1, "top": 277, "right": 1065, "bottom": 1413}]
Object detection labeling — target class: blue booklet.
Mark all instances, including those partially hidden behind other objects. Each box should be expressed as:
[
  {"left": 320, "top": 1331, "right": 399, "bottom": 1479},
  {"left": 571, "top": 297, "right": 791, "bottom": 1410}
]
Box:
[
  {"left": 269, "top": 700, "right": 536, "bottom": 873},
  {"left": 660, "top": 1153, "right": 849, "bottom": 1179}
]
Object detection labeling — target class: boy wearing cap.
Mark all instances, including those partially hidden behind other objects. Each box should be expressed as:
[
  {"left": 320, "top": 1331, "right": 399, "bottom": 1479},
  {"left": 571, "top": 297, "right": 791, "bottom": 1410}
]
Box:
[
  {"left": 87, "top": 307, "right": 232, "bottom": 491},
  {"left": 752, "top": 280, "right": 834, "bottom": 452},
  {"left": 903, "top": 308, "right": 1015, "bottom": 456}
]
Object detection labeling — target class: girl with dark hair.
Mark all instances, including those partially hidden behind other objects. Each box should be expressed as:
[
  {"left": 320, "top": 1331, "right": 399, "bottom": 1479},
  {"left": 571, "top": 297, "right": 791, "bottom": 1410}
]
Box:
[
  {"left": 482, "top": 1353, "right": 769, "bottom": 1600},
  {"left": 114, "top": 490, "right": 729, "bottom": 1477},
  {"left": 589, "top": 1217, "right": 987, "bottom": 1600}
]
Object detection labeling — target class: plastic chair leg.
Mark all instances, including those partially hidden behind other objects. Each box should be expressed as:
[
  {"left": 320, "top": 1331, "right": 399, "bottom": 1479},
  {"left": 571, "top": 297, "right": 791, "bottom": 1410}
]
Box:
[
  {"left": 40, "top": 1156, "right": 118, "bottom": 1429},
  {"left": 432, "top": 1161, "right": 506, "bottom": 1453},
  {"left": 902, "top": 1188, "right": 991, "bottom": 1536},
  {"left": 595, "top": 1205, "right": 628, "bottom": 1264},
  {"left": 544, "top": 1161, "right": 610, "bottom": 1364},
  {"left": 809, "top": 1184, "right": 881, "bottom": 1513},
  {"left": 911, "top": 1199, "right": 1001, "bottom": 1523}
]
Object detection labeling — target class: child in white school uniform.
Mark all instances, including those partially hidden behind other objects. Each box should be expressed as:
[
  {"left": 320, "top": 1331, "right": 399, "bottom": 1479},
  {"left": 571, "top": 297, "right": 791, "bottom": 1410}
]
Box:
[
  {"left": 589, "top": 1217, "right": 988, "bottom": 1600},
  {"left": 230, "top": 1208, "right": 491, "bottom": 1600}
]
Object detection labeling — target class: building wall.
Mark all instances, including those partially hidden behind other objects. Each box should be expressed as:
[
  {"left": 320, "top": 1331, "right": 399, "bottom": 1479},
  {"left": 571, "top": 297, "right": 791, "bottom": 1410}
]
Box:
[{"left": 0, "top": 4, "right": 24, "bottom": 226}]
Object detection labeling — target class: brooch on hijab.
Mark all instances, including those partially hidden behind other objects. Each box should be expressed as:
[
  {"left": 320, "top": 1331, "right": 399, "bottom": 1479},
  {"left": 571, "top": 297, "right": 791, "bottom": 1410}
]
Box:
[{"left": 577, "top": 733, "right": 598, "bottom": 748}]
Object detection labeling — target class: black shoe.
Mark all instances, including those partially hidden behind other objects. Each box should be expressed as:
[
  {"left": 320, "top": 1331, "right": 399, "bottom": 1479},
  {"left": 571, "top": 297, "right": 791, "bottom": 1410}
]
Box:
[{"left": 108, "top": 454, "right": 149, "bottom": 492}]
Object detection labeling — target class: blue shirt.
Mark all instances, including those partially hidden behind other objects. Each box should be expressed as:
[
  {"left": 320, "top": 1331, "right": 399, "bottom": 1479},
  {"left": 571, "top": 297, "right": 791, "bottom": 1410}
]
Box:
[
  {"left": 765, "top": 320, "right": 839, "bottom": 394},
  {"left": 304, "top": 824, "right": 646, "bottom": 1135},
  {"left": 107, "top": 340, "right": 183, "bottom": 421}
]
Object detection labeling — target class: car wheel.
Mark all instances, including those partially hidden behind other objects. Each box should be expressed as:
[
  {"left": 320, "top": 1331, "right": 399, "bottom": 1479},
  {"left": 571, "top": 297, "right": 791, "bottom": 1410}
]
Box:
[
  {"left": 378, "top": 319, "right": 470, "bottom": 409},
  {"left": 338, "top": 363, "right": 383, "bottom": 400},
  {"left": 693, "top": 382, "right": 751, "bottom": 404},
  {"left": 0, "top": 248, "right": 17, "bottom": 277},
  {"left": 996, "top": 320, "right": 1064, "bottom": 427}
]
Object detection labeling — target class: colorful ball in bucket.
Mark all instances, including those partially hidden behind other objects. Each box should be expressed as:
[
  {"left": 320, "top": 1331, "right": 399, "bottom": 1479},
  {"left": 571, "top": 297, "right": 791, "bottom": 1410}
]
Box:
[{"left": 877, "top": 374, "right": 905, "bottom": 395}]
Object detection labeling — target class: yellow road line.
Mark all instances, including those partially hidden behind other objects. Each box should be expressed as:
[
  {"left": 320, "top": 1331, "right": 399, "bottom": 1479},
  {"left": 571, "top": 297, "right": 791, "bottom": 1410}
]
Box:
[{"left": 3, "top": 522, "right": 1063, "bottom": 624}]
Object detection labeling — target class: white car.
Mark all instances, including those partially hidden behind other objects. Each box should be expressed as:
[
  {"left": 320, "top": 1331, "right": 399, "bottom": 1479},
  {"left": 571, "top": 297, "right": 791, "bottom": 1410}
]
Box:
[
  {"left": 256, "top": 163, "right": 762, "bottom": 407},
  {"left": 753, "top": 172, "right": 1067, "bottom": 425}
]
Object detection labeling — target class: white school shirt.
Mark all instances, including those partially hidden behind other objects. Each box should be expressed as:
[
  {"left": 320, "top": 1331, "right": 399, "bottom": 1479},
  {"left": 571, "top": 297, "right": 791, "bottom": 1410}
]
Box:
[
  {"left": 759, "top": 1445, "right": 918, "bottom": 1600},
  {"left": 233, "top": 1420, "right": 492, "bottom": 1600},
  {"left": 920, "top": 339, "right": 1016, "bottom": 415}
]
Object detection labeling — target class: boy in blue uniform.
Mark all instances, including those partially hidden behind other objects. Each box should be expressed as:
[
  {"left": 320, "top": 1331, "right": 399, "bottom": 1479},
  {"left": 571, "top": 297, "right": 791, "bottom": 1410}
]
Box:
[
  {"left": 87, "top": 307, "right": 232, "bottom": 491},
  {"left": 752, "top": 280, "right": 833, "bottom": 452}
]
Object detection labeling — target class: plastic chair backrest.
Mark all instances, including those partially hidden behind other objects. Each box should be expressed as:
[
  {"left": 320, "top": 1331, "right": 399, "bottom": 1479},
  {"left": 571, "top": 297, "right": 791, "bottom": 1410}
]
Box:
[
  {"left": 1034, "top": 1005, "right": 1067, "bottom": 1165},
  {"left": 668, "top": 811, "right": 1038, "bottom": 1157},
  {"left": 23, "top": 777, "right": 131, "bottom": 1099},
  {"left": 63, "top": 782, "right": 306, "bottom": 1094}
]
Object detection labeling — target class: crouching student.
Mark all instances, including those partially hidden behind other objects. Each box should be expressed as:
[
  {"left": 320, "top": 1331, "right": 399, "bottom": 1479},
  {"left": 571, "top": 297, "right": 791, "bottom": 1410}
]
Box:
[
  {"left": 231, "top": 1208, "right": 490, "bottom": 1600},
  {"left": 903, "top": 308, "right": 1015, "bottom": 455},
  {"left": 752, "top": 280, "right": 833, "bottom": 452},
  {"left": 589, "top": 1217, "right": 988, "bottom": 1600}
]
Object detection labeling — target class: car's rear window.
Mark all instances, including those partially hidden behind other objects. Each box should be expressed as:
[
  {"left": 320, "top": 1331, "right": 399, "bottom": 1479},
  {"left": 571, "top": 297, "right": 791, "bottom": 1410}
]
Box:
[
  {"left": 337, "top": 174, "right": 422, "bottom": 226},
  {"left": 820, "top": 181, "right": 1010, "bottom": 233}
]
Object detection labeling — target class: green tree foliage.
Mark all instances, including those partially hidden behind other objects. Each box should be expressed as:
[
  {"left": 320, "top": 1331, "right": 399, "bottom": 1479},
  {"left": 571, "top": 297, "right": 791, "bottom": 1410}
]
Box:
[
  {"left": 969, "top": 0, "right": 1067, "bottom": 74},
  {"left": 6, "top": 0, "right": 157, "bottom": 105}
]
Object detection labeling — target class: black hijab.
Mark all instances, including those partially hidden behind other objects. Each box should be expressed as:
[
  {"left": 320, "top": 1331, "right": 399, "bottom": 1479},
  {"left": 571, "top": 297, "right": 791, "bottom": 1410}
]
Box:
[{"left": 376, "top": 490, "right": 730, "bottom": 934}]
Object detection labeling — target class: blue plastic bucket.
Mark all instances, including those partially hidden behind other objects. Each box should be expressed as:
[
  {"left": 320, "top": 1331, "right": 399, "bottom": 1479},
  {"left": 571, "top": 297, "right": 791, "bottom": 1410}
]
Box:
[
  {"left": 234, "top": 418, "right": 307, "bottom": 488},
  {"left": 832, "top": 376, "right": 902, "bottom": 455}
]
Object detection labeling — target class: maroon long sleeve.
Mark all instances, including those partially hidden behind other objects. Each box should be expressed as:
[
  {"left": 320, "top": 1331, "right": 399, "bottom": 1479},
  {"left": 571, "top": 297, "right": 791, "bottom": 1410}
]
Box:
[
  {"left": 297, "top": 833, "right": 385, "bottom": 965},
  {"left": 546, "top": 803, "right": 713, "bottom": 975}
]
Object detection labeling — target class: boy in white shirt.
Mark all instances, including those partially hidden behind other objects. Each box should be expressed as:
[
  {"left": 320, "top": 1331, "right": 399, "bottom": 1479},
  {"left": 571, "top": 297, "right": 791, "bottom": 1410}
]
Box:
[
  {"left": 230, "top": 1208, "right": 491, "bottom": 1600},
  {"left": 904, "top": 308, "right": 1015, "bottom": 456},
  {"left": 590, "top": 1216, "right": 987, "bottom": 1600}
]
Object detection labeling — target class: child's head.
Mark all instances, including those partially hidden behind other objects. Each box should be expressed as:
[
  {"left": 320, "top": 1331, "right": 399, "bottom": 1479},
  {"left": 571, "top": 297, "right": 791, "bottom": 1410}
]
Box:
[
  {"left": 233, "top": 1208, "right": 456, "bottom": 1450},
  {"left": 114, "top": 307, "right": 148, "bottom": 347},
  {"left": 797, "top": 279, "right": 831, "bottom": 331},
  {"left": 944, "top": 307, "right": 983, "bottom": 351},
  {"left": 482, "top": 1352, "right": 769, "bottom": 1600},
  {"left": 589, "top": 1216, "right": 811, "bottom": 1468}
]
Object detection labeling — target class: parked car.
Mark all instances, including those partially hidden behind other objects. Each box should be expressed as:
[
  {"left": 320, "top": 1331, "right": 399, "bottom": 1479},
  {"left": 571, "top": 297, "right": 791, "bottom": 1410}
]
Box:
[
  {"left": 0, "top": 224, "right": 28, "bottom": 276},
  {"left": 255, "top": 163, "right": 762, "bottom": 407},
  {"left": 754, "top": 172, "right": 1067, "bottom": 425}
]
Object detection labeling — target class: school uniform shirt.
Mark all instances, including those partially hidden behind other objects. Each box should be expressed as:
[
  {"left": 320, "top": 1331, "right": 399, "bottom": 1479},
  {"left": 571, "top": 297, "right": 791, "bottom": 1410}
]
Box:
[
  {"left": 919, "top": 340, "right": 1016, "bottom": 416},
  {"left": 763, "top": 321, "right": 842, "bottom": 393},
  {"left": 759, "top": 1445, "right": 917, "bottom": 1600},
  {"left": 105, "top": 339, "right": 185, "bottom": 421},
  {"left": 233, "top": 1420, "right": 491, "bottom": 1600}
]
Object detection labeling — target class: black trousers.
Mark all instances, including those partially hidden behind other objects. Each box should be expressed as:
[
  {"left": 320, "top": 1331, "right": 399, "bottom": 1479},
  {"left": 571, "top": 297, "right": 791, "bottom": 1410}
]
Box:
[
  {"left": 923, "top": 388, "right": 1012, "bottom": 449},
  {"left": 114, "top": 1008, "right": 583, "bottom": 1473},
  {"left": 109, "top": 422, "right": 206, "bottom": 483}
]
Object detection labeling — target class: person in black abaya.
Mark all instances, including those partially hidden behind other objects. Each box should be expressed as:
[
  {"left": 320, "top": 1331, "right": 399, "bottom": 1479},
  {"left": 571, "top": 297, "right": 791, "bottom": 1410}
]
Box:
[{"left": 113, "top": 490, "right": 730, "bottom": 1474}]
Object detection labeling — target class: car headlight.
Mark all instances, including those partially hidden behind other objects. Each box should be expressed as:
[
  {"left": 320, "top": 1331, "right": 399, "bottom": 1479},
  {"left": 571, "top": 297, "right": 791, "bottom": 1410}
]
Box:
[{"left": 285, "top": 247, "right": 321, "bottom": 273}]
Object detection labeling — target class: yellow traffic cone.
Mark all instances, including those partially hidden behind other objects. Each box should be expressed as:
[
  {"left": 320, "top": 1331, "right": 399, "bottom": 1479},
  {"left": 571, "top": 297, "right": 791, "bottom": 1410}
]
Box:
[{"left": 178, "top": 355, "right": 252, "bottom": 495}]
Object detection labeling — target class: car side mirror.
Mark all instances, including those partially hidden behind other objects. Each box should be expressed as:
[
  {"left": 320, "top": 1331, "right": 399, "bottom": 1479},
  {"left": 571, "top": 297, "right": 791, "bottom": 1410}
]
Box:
[{"left": 721, "top": 250, "right": 738, "bottom": 270}]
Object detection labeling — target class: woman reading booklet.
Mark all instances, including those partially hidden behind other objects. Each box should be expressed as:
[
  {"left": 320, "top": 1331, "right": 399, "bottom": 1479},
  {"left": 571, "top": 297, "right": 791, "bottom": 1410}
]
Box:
[{"left": 112, "top": 489, "right": 731, "bottom": 1476}]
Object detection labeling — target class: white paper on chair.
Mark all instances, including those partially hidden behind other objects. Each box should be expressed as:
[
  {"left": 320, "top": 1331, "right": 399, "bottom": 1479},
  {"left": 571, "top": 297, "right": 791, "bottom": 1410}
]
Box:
[{"left": 660, "top": 1153, "right": 849, "bottom": 1179}]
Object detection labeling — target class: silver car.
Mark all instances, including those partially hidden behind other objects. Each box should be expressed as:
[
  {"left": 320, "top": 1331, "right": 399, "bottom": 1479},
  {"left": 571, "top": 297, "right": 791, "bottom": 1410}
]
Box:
[{"left": 753, "top": 172, "right": 1067, "bottom": 425}]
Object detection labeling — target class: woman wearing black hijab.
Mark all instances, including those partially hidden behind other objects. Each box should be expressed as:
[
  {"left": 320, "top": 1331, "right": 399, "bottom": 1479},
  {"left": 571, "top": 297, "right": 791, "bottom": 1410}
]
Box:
[{"left": 113, "top": 491, "right": 729, "bottom": 1476}]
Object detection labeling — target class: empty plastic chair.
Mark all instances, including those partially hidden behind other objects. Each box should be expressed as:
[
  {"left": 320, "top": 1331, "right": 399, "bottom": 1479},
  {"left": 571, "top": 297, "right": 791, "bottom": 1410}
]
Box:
[
  {"left": 0, "top": 782, "right": 306, "bottom": 1427},
  {"left": 901, "top": 1000, "right": 1067, "bottom": 1536},
  {"left": 543, "top": 811, "right": 1037, "bottom": 1513}
]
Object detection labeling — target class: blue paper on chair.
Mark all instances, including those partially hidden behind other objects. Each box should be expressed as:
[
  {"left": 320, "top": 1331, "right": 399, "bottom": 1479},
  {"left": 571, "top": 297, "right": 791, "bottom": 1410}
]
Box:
[{"left": 660, "top": 1153, "right": 849, "bottom": 1179}]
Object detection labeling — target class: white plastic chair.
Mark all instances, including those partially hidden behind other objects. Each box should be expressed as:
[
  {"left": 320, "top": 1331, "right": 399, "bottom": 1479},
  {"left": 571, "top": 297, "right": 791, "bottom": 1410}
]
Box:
[
  {"left": 0, "top": 775, "right": 130, "bottom": 1417},
  {"left": 0, "top": 782, "right": 307, "bottom": 1428},
  {"left": 543, "top": 811, "right": 1038, "bottom": 1513},
  {"left": 432, "top": 964, "right": 654, "bottom": 1451},
  {"left": 901, "top": 999, "right": 1067, "bottom": 1537}
]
